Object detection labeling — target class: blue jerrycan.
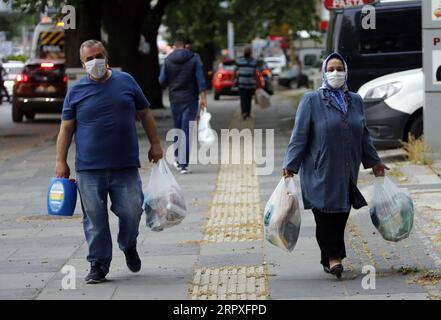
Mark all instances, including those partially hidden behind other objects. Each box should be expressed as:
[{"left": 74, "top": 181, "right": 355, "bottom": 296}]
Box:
[{"left": 47, "top": 178, "right": 77, "bottom": 216}]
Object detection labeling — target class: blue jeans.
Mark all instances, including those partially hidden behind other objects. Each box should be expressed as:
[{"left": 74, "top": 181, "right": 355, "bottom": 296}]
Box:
[
  {"left": 76, "top": 168, "right": 144, "bottom": 274},
  {"left": 170, "top": 100, "right": 198, "bottom": 169}
]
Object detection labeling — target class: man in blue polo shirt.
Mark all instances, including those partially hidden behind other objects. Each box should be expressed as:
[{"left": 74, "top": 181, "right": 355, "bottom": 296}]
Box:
[{"left": 55, "top": 40, "right": 163, "bottom": 284}]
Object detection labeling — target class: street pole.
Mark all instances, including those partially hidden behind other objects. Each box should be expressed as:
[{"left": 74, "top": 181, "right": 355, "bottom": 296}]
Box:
[
  {"left": 423, "top": 1, "right": 441, "bottom": 155},
  {"left": 228, "top": 20, "right": 235, "bottom": 59}
]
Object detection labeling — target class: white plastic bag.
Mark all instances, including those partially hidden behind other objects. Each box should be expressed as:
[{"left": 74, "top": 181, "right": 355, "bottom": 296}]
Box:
[
  {"left": 255, "top": 88, "right": 271, "bottom": 109},
  {"left": 369, "top": 176, "right": 414, "bottom": 242},
  {"left": 263, "top": 177, "right": 302, "bottom": 252},
  {"left": 144, "top": 159, "right": 187, "bottom": 231},
  {"left": 198, "top": 110, "right": 215, "bottom": 147}
]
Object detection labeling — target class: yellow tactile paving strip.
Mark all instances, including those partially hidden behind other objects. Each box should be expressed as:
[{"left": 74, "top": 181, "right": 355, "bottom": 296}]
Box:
[
  {"left": 189, "top": 111, "right": 269, "bottom": 300},
  {"left": 202, "top": 113, "right": 263, "bottom": 243},
  {"left": 189, "top": 266, "right": 269, "bottom": 300}
]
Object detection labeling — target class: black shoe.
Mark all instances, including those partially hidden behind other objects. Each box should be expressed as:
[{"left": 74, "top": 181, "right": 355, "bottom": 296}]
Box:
[
  {"left": 85, "top": 264, "right": 107, "bottom": 284},
  {"left": 124, "top": 246, "right": 141, "bottom": 272},
  {"left": 323, "top": 265, "right": 331, "bottom": 274},
  {"left": 330, "top": 264, "right": 344, "bottom": 279}
]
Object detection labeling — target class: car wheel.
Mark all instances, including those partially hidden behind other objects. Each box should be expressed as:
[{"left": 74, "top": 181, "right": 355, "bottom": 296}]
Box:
[
  {"left": 214, "top": 93, "right": 220, "bottom": 101},
  {"left": 289, "top": 81, "right": 296, "bottom": 89},
  {"left": 408, "top": 114, "right": 423, "bottom": 140},
  {"left": 12, "top": 103, "right": 23, "bottom": 123},
  {"left": 25, "top": 112, "right": 35, "bottom": 120}
]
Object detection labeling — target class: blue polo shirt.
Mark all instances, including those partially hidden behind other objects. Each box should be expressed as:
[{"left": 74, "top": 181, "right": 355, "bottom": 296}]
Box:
[{"left": 62, "top": 70, "right": 150, "bottom": 171}]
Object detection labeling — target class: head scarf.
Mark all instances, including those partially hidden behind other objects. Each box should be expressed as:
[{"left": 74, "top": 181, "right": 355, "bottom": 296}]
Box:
[{"left": 319, "top": 52, "right": 349, "bottom": 113}]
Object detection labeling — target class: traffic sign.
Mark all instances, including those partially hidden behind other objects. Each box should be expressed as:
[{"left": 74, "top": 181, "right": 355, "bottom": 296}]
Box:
[{"left": 324, "top": 0, "right": 377, "bottom": 10}]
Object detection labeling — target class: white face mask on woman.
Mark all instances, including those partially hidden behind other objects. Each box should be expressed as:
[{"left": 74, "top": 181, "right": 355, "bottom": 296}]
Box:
[
  {"left": 85, "top": 58, "right": 107, "bottom": 79},
  {"left": 326, "top": 70, "right": 346, "bottom": 89}
]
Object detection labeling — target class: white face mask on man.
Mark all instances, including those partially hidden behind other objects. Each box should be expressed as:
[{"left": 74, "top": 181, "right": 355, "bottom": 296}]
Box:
[
  {"left": 326, "top": 70, "right": 346, "bottom": 89},
  {"left": 84, "top": 58, "right": 107, "bottom": 79}
]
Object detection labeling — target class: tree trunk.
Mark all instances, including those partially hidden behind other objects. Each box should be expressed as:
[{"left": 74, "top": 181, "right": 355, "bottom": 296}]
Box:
[
  {"left": 101, "top": 0, "right": 164, "bottom": 108},
  {"left": 140, "top": 20, "right": 163, "bottom": 108},
  {"left": 199, "top": 42, "right": 216, "bottom": 90},
  {"left": 65, "top": 0, "right": 102, "bottom": 68}
]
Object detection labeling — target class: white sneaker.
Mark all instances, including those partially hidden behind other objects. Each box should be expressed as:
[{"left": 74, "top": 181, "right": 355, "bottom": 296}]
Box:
[
  {"left": 173, "top": 161, "right": 180, "bottom": 170},
  {"left": 180, "top": 167, "right": 191, "bottom": 174}
]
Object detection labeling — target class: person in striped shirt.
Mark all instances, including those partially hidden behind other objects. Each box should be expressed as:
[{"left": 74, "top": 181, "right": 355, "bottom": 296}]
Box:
[{"left": 235, "top": 47, "right": 258, "bottom": 120}]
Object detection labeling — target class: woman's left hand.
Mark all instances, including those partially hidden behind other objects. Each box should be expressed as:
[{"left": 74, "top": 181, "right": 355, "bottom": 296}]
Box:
[{"left": 372, "top": 163, "right": 390, "bottom": 177}]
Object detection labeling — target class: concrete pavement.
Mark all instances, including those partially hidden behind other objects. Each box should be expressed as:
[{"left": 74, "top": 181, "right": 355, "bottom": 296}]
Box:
[{"left": 0, "top": 92, "right": 440, "bottom": 300}]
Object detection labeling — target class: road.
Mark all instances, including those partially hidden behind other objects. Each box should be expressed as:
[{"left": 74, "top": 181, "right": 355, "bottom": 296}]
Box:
[
  {"left": 0, "top": 92, "right": 440, "bottom": 300},
  {"left": 0, "top": 102, "right": 61, "bottom": 163}
]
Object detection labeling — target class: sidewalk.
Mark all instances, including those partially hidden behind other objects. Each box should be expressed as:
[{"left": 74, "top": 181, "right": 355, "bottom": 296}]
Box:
[{"left": 0, "top": 94, "right": 440, "bottom": 299}]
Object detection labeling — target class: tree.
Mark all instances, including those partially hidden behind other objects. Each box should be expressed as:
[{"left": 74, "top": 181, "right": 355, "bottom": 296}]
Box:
[
  {"left": 10, "top": 0, "right": 174, "bottom": 108},
  {"left": 164, "top": 0, "right": 319, "bottom": 81}
]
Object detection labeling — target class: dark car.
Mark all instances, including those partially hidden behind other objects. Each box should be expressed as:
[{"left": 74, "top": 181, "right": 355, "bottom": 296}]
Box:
[
  {"left": 257, "top": 60, "right": 274, "bottom": 95},
  {"left": 326, "top": 0, "right": 422, "bottom": 92},
  {"left": 12, "top": 59, "right": 67, "bottom": 122},
  {"left": 277, "top": 67, "right": 299, "bottom": 88}
]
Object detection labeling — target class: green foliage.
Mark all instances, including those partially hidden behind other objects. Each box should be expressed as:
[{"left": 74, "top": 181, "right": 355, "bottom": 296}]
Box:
[
  {"left": 164, "top": 0, "right": 319, "bottom": 52},
  {"left": 5, "top": 54, "right": 28, "bottom": 62}
]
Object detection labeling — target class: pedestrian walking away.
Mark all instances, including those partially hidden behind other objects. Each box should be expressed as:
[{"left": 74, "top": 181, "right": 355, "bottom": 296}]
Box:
[
  {"left": 159, "top": 36, "right": 207, "bottom": 174},
  {"left": 282, "top": 52, "right": 389, "bottom": 279},
  {"left": 0, "top": 62, "right": 11, "bottom": 104},
  {"left": 55, "top": 40, "right": 164, "bottom": 284},
  {"left": 235, "top": 47, "right": 258, "bottom": 120}
]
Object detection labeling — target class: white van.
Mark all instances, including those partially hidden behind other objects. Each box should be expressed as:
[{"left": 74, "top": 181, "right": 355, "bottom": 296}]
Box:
[
  {"left": 357, "top": 68, "right": 423, "bottom": 148},
  {"left": 31, "top": 22, "right": 65, "bottom": 61}
]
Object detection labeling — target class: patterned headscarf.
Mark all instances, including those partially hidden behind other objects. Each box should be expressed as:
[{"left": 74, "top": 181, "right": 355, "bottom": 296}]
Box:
[{"left": 319, "top": 52, "right": 349, "bottom": 114}]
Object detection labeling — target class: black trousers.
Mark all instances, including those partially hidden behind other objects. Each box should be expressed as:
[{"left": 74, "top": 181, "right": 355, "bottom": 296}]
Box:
[
  {"left": 312, "top": 209, "right": 350, "bottom": 267},
  {"left": 239, "top": 89, "right": 254, "bottom": 117},
  {"left": 0, "top": 82, "right": 10, "bottom": 102}
]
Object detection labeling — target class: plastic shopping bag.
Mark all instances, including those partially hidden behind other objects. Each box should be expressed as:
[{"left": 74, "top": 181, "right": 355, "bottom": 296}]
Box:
[
  {"left": 144, "top": 159, "right": 187, "bottom": 231},
  {"left": 198, "top": 110, "right": 216, "bottom": 147},
  {"left": 369, "top": 176, "right": 414, "bottom": 242},
  {"left": 255, "top": 88, "right": 271, "bottom": 109},
  {"left": 263, "top": 177, "right": 302, "bottom": 252}
]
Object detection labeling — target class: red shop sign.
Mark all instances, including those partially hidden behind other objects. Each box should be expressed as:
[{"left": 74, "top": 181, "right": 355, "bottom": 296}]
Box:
[{"left": 324, "top": 0, "right": 377, "bottom": 10}]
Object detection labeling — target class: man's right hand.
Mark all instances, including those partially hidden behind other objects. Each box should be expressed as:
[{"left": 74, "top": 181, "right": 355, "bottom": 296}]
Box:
[
  {"left": 55, "top": 161, "right": 70, "bottom": 178},
  {"left": 282, "top": 168, "right": 294, "bottom": 178}
]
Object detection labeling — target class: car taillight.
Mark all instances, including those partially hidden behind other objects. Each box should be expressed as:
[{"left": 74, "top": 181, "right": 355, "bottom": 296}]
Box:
[
  {"left": 16, "top": 74, "right": 29, "bottom": 83},
  {"left": 41, "top": 63, "right": 55, "bottom": 69},
  {"left": 63, "top": 75, "right": 68, "bottom": 83}
]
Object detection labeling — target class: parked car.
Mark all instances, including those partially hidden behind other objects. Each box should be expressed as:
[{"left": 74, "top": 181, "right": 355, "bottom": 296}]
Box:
[
  {"left": 277, "top": 67, "right": 300, "bottom": 88},
  {"left": 12, "top": 59, "right": 67, "bottom": 122},
  {"left": 358, "top": 68, "right": 423, "bottom": 148},
  {"left": 2, "top": 60, "right": 25, "bottom": 98},
  {"left": 326, "top": 0, "right": 422, "bottom": 92},
  {"left": 212, "top": 59, "right": 238, "bottom": 100},
  {"left": 264, "top": 55, "right": 287, "bottom": 77}
]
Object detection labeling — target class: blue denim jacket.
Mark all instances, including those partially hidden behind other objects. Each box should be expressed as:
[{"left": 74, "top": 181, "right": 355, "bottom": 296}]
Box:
[{"left": 283, "top": 89, "right": 381, "bottom": 213}]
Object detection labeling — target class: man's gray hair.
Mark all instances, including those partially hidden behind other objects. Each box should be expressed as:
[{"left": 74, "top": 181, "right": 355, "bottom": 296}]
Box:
[{"left": 79, "top": 40, "right": 108, "bottom": 59}]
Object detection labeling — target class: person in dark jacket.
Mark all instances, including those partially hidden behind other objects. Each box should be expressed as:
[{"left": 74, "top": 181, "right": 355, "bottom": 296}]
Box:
[
  {"left": 159, "top": 37, "right": 207, "bottom": 174},
  {"left": 282, "top": 53, "right": 389, "bottom": 279},
  {"left": 437, "top": 65, "right": 441, "bottom": 82},
  {"left": 0, "top": 62, "right": 11, "bottom": 104}
]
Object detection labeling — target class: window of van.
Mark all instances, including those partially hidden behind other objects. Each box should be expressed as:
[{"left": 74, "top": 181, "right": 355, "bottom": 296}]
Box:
[{"left": 359, "top": 8, "right": 421, "bottom": 54}]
